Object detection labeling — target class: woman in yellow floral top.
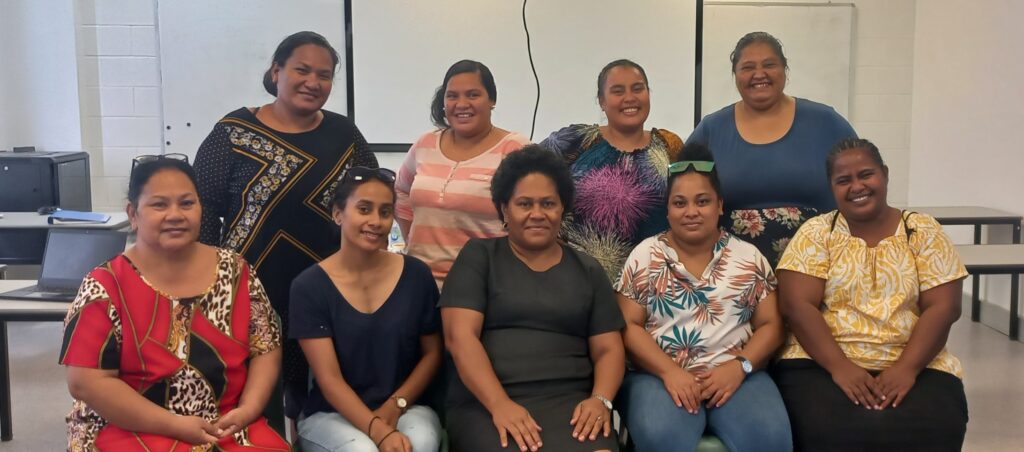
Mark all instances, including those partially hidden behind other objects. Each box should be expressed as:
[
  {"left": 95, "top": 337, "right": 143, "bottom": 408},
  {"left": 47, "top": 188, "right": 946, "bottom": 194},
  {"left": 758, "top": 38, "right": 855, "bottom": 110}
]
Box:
[{"left": 774, "top": 138, "right": 968, "bottom": 451}]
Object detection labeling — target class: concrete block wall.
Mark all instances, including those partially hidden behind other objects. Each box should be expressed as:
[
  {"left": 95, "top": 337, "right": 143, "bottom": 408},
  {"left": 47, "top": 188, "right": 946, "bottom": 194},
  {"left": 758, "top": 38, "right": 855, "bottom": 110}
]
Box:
[{"left": 76, "top": 0, "right": 163, "bottom": 211}]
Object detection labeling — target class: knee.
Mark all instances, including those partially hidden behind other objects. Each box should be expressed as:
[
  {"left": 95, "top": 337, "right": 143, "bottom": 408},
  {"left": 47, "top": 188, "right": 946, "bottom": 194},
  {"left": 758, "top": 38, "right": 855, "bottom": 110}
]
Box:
[{"left": 399, "top": 406, "right": 443, "bottom": 451}]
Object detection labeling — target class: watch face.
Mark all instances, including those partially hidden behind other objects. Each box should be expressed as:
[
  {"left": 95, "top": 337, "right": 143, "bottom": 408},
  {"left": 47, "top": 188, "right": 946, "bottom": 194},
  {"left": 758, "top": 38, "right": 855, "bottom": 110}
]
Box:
[
  {"left": 739, "top": 358, "right": 753, "bottom": 373},
  {"left": 396, "top": 397, "right": 408, "bottom": 408}
]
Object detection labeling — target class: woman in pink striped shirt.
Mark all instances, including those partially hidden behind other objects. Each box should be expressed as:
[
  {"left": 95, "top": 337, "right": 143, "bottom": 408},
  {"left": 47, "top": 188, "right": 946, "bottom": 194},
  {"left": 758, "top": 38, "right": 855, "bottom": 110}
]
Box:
[{"left": 396, "top": 60, "right": 531, "bottom": 288}]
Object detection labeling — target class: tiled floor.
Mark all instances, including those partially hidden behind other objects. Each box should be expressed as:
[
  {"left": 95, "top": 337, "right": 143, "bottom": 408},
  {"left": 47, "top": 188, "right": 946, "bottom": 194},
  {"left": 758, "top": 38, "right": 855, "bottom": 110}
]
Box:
[{"left": 0, "top": 309, "right": 1021, "bottom": 451}]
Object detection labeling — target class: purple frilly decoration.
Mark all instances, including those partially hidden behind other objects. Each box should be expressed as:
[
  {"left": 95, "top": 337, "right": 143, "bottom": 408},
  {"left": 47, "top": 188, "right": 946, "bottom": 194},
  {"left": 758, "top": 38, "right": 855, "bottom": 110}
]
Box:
[{"left": 574, "top": 160, "right": 661, "bottom": 240}]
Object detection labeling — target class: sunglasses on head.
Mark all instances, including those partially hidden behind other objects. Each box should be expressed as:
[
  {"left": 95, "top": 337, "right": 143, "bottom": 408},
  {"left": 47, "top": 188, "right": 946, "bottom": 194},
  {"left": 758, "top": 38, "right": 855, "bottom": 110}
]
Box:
[
  {"left": 130, "top": 153, "right": 190, "bottom": 173},
  {"left": 344, "top": 166, "right": 396, "bottom": 183},
  {"left": 668, "top": 160, "right": 715, "bottom": 174}
]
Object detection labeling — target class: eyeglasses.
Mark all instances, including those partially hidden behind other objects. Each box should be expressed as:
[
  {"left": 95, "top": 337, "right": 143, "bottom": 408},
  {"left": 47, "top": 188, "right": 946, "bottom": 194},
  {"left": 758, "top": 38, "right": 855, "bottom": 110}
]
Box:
[
  {"left": 668, "top": 160, "right": 715, "bottom": 174},
  {"left": 130, "top": 153, "right": 190, "bottom": 173},
  {"left": 344, "top": 166, "right": 396, "bottom": 183}
]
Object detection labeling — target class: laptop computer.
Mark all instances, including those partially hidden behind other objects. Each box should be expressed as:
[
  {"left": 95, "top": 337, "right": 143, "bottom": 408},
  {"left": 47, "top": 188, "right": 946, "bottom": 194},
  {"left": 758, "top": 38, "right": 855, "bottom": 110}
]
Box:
[{"left": 0, "top": 228, "right": 127, "bottom": 302}]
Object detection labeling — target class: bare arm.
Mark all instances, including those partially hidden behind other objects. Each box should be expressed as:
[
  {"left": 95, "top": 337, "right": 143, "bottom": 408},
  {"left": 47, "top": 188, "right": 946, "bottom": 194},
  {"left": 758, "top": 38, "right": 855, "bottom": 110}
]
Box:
[
  {"left": 777, "top": 270, "right": 847, "bottom": 372},
  {"left": 215, "top": 347, "right": 281, "bottom": 435},
  {"left": 299, "top": 338, "right": 397, "bottom": 446},
  {"left": 617, "top": 294, "right": 685, "bottom": 378},
  {"left": 386, "top": 332, "right": 442, "bottom": 406},
  {"left": 897, "top": 279, "right": 964, "bottom": 371},
  {"left": 66, "top": 367, "right": 220, "bottom": 444},
  {"left": 617, "top": 294, "right": 702, "bottom": 413},
  {"left": 443, "top": 307, "right": 542, "bottom": 451},
  {"left": 875, "top": 278, "right": 964, "bottom": 408},
  {"left": 442, "top": 307, "right": 511, "bottom": 412},
  {"left": 570, "top": 331, "right": 624, "bottom": 442},
  {"left": 740, "top": 291, "right": 785, "bottom": 369},
  {"left": 778, "top": 269, "right": 881, "bottom": 408},
  {"left": 588, "top": 331, "right": 625, "bottom": 402}
]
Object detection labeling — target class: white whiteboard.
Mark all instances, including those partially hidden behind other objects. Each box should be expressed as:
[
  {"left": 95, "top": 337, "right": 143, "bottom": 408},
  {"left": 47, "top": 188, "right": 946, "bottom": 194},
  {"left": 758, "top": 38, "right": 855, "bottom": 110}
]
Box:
[
  {"left": 352, "top": 0, "right": 698, "bottom": 143},
  {"left": 701, "top": 2, "right": 853, "bottom": 117},
  {"left": 157, "top": 0, "right": 346, "bottom": 160}
]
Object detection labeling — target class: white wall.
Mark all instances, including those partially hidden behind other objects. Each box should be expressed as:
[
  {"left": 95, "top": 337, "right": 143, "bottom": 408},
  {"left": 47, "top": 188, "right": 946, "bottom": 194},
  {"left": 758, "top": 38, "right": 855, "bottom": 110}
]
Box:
[
  {"left": 0, "top": 0, "right": 82, "bottom": 152},
  {"left": 75, "top": 0, "right": 163, "bottom": 211},
  {"left": 17, "top": 0, "right": 916, "bottom": 211},
  {"left": 909, "top": 0, "right": 1024, "bottom": 312}
]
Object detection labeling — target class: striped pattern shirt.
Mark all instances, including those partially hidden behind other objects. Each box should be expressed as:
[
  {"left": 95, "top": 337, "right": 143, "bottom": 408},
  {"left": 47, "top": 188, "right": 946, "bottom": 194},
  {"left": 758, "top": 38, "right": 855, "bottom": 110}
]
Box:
[{"left": 395, "top": 129, "right": 530, "bottom": 287}]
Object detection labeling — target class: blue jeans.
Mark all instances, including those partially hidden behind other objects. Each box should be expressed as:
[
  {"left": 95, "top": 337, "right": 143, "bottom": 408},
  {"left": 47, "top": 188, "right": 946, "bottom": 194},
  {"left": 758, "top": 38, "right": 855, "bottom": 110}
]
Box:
[
  {"left": 298, "top": 405, "right": 442, "bottom": 452},
  {"left": 618, "top": 370, "right": 792, "bottom": 452}
]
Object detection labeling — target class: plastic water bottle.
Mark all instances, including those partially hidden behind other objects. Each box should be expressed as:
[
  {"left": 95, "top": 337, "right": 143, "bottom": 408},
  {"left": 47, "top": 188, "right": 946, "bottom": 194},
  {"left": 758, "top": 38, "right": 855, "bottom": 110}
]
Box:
[{"left": 388, "top": 222, "right": 406, "bottom": 253}]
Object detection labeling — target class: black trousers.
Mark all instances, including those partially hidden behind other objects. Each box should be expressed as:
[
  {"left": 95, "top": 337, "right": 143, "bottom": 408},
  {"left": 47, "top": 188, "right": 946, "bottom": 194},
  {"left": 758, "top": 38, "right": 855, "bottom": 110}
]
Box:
[{"left": 772, "top": 359, "right": 968, "bottom": 452}]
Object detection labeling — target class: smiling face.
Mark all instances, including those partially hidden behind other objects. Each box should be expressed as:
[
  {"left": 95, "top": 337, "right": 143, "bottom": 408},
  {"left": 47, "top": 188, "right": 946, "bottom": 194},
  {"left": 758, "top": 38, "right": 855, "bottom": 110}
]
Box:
[
  {"left": 128, "top": 168, "right": 201, "bottom": 253},
  {"left": 666, "top": 172, "right": 723, "bottom": 247},
  {"left": 733, "top": 42, "right": 787, "bottom": 111},
  {"left": 333, "top": 180, "right": 395, "bottom": 253},
  {"left": 599, "top": 65, "right": 650, "bottom": 132},
  {"left": 271, "top": 43, "right": 335, "bottom": 115},
  {"left": 444, "top": 71, "right": 495, "bottom": 137},
  {"left": 501, "top": 173, "right": 564, "bottom": 252},
  {"left": 829, "top": 147, "right": 890, "bottom": 223}
]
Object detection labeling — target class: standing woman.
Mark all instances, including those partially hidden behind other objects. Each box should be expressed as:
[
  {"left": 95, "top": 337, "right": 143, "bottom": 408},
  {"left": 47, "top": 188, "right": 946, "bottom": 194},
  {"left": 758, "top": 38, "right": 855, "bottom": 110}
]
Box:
[
  {"left": 541, "top": 59, "right": 684, "bottom": 281},
  {"left": 396, "top": 60, "right": 530, "bottom": 288},
  {"left": 193, "top": 31, "right": 378, "bottom": 418},
  {"left": 775, "top": 139, "right": 968, "bottom": 451},
  {"left": 687, "top": 32, "right": 857, "bottom": 265},
  {"left": 291, "top": 168, "right": 443, "bottom": 452}
]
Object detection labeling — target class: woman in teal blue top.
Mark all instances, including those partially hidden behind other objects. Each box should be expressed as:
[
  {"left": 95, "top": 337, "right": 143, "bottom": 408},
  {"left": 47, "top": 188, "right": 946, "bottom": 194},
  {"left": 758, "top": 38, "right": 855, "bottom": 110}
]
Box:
[
  {"left": 687, "top": 32, "right": 856, "bottom": 265},
  {"left": 542, "top": 59, "right": 684, "bottom": 281}
]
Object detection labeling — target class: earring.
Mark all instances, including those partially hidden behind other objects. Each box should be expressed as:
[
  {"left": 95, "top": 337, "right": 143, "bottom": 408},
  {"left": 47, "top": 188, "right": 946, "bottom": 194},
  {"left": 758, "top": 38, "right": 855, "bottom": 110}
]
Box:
[{"left": 501, "top": 221, "right": 508, "bottom": 230}]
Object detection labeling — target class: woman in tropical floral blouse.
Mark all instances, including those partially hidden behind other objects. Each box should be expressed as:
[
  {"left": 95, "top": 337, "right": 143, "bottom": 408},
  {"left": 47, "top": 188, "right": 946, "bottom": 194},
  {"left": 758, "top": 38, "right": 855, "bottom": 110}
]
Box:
[{"left": 614, "top": 143, "right": 792, "bottom": 452}]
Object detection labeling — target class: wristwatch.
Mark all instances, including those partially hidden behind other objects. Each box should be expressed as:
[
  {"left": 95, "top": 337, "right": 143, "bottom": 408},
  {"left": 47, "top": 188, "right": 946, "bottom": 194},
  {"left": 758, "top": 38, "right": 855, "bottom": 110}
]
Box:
[
  {"left": 735, "top": 356, "right": 753, "bottom": 375},
  {"left": 593, "top": 394, "right": 613, "bottom": 411},
  {"left": 392, "top": 396, "right": 408, "bottom": 413}
]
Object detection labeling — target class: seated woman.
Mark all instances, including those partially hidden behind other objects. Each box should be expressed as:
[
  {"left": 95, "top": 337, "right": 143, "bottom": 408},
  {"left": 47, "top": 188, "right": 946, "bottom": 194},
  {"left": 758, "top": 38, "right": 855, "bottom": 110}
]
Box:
[
  {"left": 61, "top": 156, "right": 288, "bottom": 450},
  {"left": 615, "top": 144, "right": 792, "bottom": 452},
  {"left": 290, "top": 167, "right": 443, "bottom": 452},
  {"left": 442, "top": 145, "right": 626, "bottom": 452},
  {"left": 774, "top": 138, "right": 969, "bottom": 451}
]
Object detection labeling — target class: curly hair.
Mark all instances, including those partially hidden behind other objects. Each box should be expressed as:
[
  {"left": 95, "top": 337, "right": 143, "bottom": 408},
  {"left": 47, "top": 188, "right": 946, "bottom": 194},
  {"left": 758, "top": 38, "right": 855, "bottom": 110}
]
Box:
[{"left": 490, "top": 144, "right": 574, "bottom": 222}]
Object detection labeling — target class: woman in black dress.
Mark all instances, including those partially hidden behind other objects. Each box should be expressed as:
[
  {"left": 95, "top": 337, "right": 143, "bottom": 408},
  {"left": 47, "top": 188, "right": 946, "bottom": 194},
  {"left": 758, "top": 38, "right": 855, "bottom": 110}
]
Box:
[
  {"left": 441, "top": 145, "right": 625, "bottom": 452},
  {"left": 193, "top": 31, "right": 378, "bottom": 420}
]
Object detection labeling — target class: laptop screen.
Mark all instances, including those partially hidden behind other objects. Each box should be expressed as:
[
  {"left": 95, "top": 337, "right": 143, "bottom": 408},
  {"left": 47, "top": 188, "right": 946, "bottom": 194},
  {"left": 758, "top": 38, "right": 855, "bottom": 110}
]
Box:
[{"left": 38, "top": 229, "right": 128, "bottom": 289}]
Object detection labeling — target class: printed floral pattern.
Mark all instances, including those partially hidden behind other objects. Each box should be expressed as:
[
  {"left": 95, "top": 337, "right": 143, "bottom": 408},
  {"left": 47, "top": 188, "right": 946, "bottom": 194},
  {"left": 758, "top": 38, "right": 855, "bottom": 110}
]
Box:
[
  {"left": 724, "top": 206, "right": 819, "bottom": 266},
  {"left": 541, "top": 124, "right": 684, "bottom": 281},
  {"left": 777, "top": 211, "right": 967, "bottom": 377},
  {"left": 616, "top": 231, "right": 776, "bottom": 372}
]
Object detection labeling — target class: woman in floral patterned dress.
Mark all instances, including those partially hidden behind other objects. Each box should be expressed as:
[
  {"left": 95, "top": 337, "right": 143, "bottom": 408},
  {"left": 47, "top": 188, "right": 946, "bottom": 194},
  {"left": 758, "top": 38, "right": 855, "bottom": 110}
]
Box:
[
  {"left": 686, "top": 32, "right": 857, "bottom": 265},
  {"left": 61, "top": 157, "right": 288, "bottom": 451},
  {"left": 541, "top": 59, "right": 683, "bottom": 281},
  {"left": 614, "top": 144, "right": 791, "bottom": 451},
  {"left": 774, "top": 138, "right": 968, "bottom": 451}
]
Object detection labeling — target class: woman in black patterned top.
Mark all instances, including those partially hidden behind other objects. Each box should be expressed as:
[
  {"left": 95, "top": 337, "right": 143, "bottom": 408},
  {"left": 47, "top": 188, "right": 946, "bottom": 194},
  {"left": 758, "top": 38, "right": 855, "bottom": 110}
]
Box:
[{"left": 193, "top": 31, "right": 377, "bottom": 421}]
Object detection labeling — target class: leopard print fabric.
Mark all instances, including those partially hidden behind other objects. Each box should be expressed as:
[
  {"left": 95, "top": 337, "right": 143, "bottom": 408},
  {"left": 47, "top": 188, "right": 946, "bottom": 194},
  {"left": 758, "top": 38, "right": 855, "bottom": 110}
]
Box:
[{"left": 64, "top": 249, "right": 283, "bottom": 450}]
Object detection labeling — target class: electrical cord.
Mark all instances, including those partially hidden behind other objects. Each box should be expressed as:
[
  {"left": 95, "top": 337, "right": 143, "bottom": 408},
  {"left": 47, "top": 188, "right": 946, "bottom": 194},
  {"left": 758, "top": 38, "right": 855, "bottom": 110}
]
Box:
[{"left": 522, "top": 0, "right": 540, "bottom": 140}]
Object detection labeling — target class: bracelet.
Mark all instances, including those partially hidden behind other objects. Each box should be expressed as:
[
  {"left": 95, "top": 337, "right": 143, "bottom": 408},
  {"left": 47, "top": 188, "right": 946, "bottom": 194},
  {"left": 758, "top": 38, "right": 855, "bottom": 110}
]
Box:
[
  {"left": 366, "top": 416, "right": 382, "bottom": 436},
  {"left": 375, "top": 429, "right": 399, "bottom": 448}
]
